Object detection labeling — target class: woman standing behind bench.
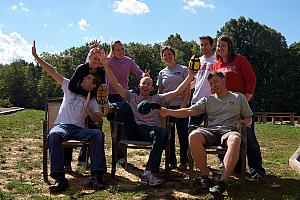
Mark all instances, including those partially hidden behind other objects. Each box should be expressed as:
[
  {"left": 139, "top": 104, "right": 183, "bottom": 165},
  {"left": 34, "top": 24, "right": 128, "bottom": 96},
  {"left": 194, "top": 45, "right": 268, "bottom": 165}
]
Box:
[
  {"left": 212, "top": 35, "right": 266, "bottom": 180},
  {"left": 157, "top": 46, "right": 190, "bottom": 170}
]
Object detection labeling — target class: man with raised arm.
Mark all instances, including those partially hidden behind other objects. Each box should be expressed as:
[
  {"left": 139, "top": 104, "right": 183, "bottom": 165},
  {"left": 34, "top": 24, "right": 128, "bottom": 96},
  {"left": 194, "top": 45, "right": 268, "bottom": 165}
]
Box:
[
  {"left": 100, "top": 51, "right": 194, "bottom": 186},
  {"left": 32, "top": 41, "right": 106, "bottom": 192}
]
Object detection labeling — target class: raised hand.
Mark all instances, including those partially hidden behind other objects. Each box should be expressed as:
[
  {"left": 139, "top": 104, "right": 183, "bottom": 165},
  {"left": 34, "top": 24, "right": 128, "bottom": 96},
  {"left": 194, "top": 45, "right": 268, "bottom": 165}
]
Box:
[
  {"left": 90, "top": 40, "right": 100, "bottom": 49},
  {"left": 99, "top": 50, "right": 109, "bottom": 66},
  {"left": 143, "top": 69, "right": 151, "bottom": 77},
  {"left": 32, "top": 40, "right": 38, "bottom": 58}
]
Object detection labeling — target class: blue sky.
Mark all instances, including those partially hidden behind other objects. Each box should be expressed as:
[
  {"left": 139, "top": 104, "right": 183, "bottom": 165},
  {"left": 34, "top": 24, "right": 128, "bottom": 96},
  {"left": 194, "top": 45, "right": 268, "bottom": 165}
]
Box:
[{"left": 1, "top": 0, "right": 300, "bottom": 64}]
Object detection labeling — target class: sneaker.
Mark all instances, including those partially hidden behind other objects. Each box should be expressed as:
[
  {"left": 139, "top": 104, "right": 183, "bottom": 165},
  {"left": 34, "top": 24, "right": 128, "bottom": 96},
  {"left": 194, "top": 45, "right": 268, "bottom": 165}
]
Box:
[
  {"left": 169, "top": 164, "right": 177, "bottom": 170},
  {"left": 209, "top": 180, "right": 227, "bottom": 195},
  {"left": 250, "top": 167, "right": 266, "bottom": 180},
  {"left": 88, "top": 175, "right": 106, "bottom": 190},
  {"left": 194, "top": 175, "right": 214, "bottom": 190},
  {"left": 140, "top": 170, "right": 163, "bottom": 186},
  {"left": 49, "top": 176, "right": 69, "bottom": 193},
  {"left": 117, "top": 158, "right": 125, "bottom": 165},
  {"left": 178, "top": 163, "right": 187, "bottom": 171}
]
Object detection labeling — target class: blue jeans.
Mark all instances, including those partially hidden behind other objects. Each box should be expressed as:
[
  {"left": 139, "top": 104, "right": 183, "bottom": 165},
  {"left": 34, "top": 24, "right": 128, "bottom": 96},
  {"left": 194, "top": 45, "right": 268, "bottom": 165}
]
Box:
[
  {"left": 247, "top": 100, "right": 264, "bottom": 171},
  {"left": 48, "top": 124, "right": 107, "bottom": 177},
  {"left": 169, "top": 106, "right": 189, "bottom": 165},
  {"left": 127, "top": 124, "right": 167, "bottom": 172}
]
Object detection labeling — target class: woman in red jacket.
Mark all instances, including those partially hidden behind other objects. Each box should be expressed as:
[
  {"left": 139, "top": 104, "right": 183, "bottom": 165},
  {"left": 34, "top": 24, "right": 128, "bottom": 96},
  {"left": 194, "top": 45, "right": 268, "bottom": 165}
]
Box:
[{"left": 212, "top": 35, "right": 266, "bottom": 180}]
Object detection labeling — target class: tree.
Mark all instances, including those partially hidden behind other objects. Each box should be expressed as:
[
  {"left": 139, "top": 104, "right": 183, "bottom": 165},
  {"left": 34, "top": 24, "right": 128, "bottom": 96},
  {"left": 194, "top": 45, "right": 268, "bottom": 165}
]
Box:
[{"left": 217, "top": 17, "right": 293, "bottom": 112}]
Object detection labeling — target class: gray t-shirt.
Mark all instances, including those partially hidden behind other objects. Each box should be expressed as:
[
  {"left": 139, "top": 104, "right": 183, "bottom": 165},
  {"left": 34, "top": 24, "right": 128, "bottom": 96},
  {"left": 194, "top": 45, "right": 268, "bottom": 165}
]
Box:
[
  {"left": 156, "top": 64, "right": 188, "bottom": 106},
  {"left": 191, "top": 91, "right": 253, "bottom": 130},
  {"left": 124, "top": 90, "right": 165, "bottom": 126}
]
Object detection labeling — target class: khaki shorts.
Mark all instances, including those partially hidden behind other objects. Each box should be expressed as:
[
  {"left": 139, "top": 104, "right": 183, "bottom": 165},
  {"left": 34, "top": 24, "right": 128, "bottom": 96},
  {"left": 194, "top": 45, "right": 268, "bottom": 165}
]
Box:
[{"left": 195, "top": 127, "right": 241, "bottom": 146}]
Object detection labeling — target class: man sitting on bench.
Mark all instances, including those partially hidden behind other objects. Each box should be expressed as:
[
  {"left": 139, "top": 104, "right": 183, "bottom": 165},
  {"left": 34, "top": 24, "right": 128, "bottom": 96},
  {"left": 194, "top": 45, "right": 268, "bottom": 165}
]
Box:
[
  {"left": 100, "top": 50, "right": 194, "bottom": 186},
  {"left": 159, "top": 71, "right": 252, "bottom": 195},
  {"left": 32, "top": 41, "right": 106, "bottom": 192}
]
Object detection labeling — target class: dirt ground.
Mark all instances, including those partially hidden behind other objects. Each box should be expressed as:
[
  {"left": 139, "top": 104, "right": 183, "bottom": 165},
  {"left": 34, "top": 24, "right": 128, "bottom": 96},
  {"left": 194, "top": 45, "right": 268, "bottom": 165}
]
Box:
[{"left": 0, "top": 137, "right": 221, "bottom": 199}]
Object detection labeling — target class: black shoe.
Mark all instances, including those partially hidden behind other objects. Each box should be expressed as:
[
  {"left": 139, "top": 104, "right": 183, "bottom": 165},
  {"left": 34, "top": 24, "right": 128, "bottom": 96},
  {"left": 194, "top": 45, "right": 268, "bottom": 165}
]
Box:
[
  {"left": 64, "top": 165, "right": 72, "bottom": 173},
  {"left": 209, "top": 180, "right": 227, "bottom": 195},
  {"left": 169, "top": 164, "right": 177, "bottom": 170},
  {"left": 49, "top": 176, "right": 69, "bottom": 193},
  {"left": 88, "top": 175, "right": 106, "bottom": 190},
  {"left": 194, "top": 175, "right": 214, "bottom": 190}
]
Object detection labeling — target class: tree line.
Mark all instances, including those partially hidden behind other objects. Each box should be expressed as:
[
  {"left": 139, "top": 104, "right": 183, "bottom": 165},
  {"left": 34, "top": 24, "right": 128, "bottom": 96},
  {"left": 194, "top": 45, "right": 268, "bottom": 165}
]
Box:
[{"left": 0, "top": 17, "right": 299, "bottom": 113}]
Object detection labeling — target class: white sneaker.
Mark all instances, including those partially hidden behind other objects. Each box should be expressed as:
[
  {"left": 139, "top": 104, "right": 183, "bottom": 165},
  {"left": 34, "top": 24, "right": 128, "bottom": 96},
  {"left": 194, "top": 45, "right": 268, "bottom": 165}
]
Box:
[
  {"left": 140, "top": 170, "right": 163, "bottom": 186},
  {"left": 117, "top": 158, "right": 125, "bottom": 165}
]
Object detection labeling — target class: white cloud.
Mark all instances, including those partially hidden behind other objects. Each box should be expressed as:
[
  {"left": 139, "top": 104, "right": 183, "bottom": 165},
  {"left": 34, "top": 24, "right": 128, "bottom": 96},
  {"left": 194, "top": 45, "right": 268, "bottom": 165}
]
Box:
[
  {"left": 11, "top": 5, "right": 17, "bottom": 10},
  {"left": 113, "top": 0, "right": 150, "bottom": 15},
  {"left": 182, "top": 0, "right": 215, "bottom": 14},
  {"left": 0, "top": 29, "right": 33, "bottom": 64},
  {"left": 21, "top": 7, "right": 29, "bottom": 12},
  {"left": 11, "top": 2, "right": 29, "bottom": 12},
  {"left": 78, "top": 19, "right": 89, "bottom": 30}
]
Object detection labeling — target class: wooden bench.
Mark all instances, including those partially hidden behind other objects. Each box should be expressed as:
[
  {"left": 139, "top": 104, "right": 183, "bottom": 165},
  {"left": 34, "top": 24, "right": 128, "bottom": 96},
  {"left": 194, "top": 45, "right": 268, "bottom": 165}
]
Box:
[
  {"left": 255, "top": 112, "right": 296, "bottom": 125},
  {"left": 110, "top": 113, "right": 172, "bottom": 178},
  {"left": 42, "top": 97, "right": 90, "bottom": 182},
  {"left": 188, "top": 125, "right": 248, "bottom": 189}
]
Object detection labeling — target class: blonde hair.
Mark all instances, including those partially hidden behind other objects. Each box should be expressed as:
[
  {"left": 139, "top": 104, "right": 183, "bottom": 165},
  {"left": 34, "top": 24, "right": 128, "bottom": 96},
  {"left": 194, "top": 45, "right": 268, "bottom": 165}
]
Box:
[{"left": 85, "top": 47, "right": 100, "bottom": 63}]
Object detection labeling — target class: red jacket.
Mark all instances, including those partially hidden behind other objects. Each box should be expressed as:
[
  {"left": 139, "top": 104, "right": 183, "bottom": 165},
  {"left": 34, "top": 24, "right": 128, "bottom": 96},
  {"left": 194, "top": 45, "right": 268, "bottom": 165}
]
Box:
[{"left": 212, "top": 54, "right": 256, "bottom": 95}]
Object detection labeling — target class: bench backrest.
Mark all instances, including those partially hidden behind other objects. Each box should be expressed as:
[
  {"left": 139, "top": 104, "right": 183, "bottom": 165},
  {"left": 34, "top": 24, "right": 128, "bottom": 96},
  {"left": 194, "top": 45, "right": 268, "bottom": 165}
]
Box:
[{"left": 46, "top": 98, "right": 63, "bottom": 131}]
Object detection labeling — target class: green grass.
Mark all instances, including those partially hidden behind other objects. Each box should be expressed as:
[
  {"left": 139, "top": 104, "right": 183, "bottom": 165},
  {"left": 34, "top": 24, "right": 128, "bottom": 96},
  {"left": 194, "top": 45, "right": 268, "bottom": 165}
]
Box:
[{"left": 0, "top": 109, "right": 300, "bottom": 200}]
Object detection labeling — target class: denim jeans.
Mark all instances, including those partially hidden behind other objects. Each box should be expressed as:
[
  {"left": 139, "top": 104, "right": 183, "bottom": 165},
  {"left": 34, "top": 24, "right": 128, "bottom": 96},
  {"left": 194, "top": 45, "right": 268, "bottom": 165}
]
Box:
[
  {"left": 64, "top": 117, "right": 98, "bottom": 165},
  {"left": 169, "top": 106, "right": 189, "bottom": 165},
  {"left": 48, "top": 124, "right": 107, "bottom": 177},
  {"left": 247, "top": 100, "right": 264, "bottom": 171},
  {"left": 230, "top": 100, "right": 265, "bottom": 174},
  {"left": 127, "top": 124, "right": 167, "bottom": 172}
]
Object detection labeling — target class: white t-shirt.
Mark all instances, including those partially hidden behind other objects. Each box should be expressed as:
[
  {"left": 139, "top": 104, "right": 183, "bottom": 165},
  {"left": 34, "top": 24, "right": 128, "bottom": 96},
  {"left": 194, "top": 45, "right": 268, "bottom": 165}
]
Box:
[
  {"left": 54, "top": 78, "right": 99, "bottom": 128},
  {"left": 191, "top": 54, "right": 216, "bottom": 104}
]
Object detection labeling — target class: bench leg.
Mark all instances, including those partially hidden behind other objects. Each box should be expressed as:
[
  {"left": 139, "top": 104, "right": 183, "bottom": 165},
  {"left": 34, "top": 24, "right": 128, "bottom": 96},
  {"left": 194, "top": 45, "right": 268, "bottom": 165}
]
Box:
[{"left": 188, "top": 148, "right": 194, "bottom": 189}]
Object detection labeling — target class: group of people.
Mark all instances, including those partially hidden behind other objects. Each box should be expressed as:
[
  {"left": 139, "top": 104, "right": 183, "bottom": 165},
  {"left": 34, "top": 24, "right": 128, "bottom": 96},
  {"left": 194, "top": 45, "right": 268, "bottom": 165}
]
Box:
[{"left": 31, "top": 34, "right": 265, "bottom": 195}]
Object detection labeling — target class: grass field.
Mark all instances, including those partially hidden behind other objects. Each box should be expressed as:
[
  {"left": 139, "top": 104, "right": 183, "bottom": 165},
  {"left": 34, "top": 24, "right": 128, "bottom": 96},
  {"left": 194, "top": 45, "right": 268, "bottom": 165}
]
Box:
[{"left": 0, "top": 109, "right": 299, "bottom": 200}]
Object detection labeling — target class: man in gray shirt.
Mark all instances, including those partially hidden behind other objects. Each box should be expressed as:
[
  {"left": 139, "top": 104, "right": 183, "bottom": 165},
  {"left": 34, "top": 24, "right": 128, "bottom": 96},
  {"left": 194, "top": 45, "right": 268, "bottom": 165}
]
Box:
[
  {"left": 159, "top": 71, "right": 253, "bottom": 195},
  {"left": 100, "top": 51, "right": 194, "bottom": 186}
]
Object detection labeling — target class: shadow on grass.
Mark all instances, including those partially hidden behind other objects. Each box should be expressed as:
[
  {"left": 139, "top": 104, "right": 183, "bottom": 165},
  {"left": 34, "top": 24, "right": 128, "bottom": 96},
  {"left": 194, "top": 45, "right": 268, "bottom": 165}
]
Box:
[{"left": 45, "top": 165, "right": 300, "bottom": 200}]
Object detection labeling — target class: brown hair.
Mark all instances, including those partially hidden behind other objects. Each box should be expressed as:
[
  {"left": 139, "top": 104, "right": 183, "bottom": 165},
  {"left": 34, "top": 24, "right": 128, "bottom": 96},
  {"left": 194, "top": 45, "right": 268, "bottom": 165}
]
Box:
[
  {"left": 108, "top": 40, "right": 123, "bottom": 57},
  {"left": 199, "top": 35, "right": 214, "bottom": 46},
  {"left": 207, "top": 71, "right": 225, "bottom": 80},
  {"left": 160, "top": 46, "right": 176, "bottom": 58},
  {"left": 216, "top": 35, "right": 236, "bottom": 63}
]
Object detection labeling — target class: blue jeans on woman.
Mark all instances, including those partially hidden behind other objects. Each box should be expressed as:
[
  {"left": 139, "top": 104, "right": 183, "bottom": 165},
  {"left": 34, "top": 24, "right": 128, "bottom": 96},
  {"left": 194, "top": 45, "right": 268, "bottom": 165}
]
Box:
[
  {"left": 169, "top": 106, "right": 189, "bottom": 166},
  {"left": 246, "top": 100, "right": 266, "bottom": 177},
  {"left": 48, "top": 124, "right": 107, "bottom": 177}
]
